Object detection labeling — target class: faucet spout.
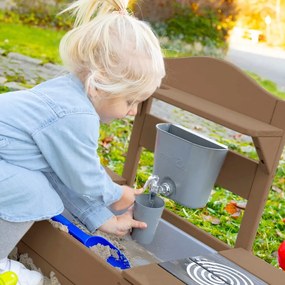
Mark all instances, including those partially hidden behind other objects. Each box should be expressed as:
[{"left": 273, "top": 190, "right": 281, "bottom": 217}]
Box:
[
  {"left": 143, "top": 175, "right": 160, "bottom": 194},
  {"left": 143, "top": 175, "right": 175, "bottom": 197}
]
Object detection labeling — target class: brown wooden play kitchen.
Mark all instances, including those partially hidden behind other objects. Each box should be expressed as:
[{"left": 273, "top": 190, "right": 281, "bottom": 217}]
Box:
[{"left": 18, "top": 57, "right": 285, "bottom": 284}]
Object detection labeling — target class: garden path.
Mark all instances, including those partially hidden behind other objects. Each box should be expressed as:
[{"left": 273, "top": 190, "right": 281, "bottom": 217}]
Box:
[{"left": 226, "top": 38, "right": 285, "bottom": 91}]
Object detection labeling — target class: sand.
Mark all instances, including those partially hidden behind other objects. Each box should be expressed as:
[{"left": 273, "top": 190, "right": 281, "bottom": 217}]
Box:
[
  {"left": 10, "top": 215, "right": 159, "bottom": 283},
  {"left": 9, "top": 248, "right": 61, "bottom": 285},
  {"left": 68, "top": 216, "right": 159, "bottom": 267},
  {"left": 90, "top": 244, "right": 119, "bottom": 261}
]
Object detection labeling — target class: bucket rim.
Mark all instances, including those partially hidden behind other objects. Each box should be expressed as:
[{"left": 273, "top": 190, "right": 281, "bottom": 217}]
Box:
[{"left": 156, "top": 123, "right": 228, "bottom": 151}]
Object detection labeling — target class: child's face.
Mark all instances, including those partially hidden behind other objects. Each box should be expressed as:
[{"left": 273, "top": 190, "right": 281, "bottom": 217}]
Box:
[
  {"left": 90, "top": 92, "right": 150, "bottom": 123},
  {"left": 97, "top": 97, "right": 140, "bottom": 123}
]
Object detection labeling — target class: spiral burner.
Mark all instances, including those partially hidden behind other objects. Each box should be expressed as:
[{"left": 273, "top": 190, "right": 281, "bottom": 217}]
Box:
[
  {"left": 187, "top": 259, "right": 254, "bottom": 285},
  {"left": 159, "top": 253, "right": 268, "bottom": 285}
]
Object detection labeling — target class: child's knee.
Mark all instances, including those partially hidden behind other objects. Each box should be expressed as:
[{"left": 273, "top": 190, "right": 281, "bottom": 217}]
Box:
[{"left": 0, "top": 166, "right": 63, "bottom": 220}]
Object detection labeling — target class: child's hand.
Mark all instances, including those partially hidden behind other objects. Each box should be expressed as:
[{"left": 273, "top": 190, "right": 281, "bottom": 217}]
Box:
[
  {"left": 98, "top": 209, "right": 147, "bottom": 236},
  {"left": 111, "top": 185, "right": 144, "bottom": 211}
]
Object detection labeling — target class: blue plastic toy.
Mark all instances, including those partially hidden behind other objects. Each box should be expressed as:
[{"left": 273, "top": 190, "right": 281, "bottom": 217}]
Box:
[{"left": 52, "top": 214, "right": 130, "bottom": 269}]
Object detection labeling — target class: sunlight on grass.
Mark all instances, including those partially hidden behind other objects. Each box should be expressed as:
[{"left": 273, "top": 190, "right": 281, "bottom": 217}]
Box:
[
  {"left": 247, "top": 71, "right": 285, "bottom": 100},
  {"left": 0, "top": 22, "right": 64, "bottom": 63}
]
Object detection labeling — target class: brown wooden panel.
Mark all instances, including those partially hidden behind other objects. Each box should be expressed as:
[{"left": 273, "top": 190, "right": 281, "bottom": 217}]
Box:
[
  {"left": 139, "top": 114, "right": 166, "bottom": 152},
  {"left": 253, "top": 137, "right": 283, "bottom": 173},
  {"left": 163, "top": 57, "right": 277, "bottom": 123},
  {"left": 271, "top": 100, "right": 285, "bottom": 129},
  {"left": 123, "top": 264, "right": 184, "bottom": 285},
  {"left": 122, "top": 99, "right": 153, "bottom": 185},
  {"left": 236, "top": 167, "right": 276, "bottom": 250},
  {"left": 153, "top": 86, "right": 282, "bottom": 137},
  {"left": 21, "top": 221, "right": 124, "bottom": 285},
  {"left": 17, "top": 241, "right": 74, "bottom": 285},
  {"left": 215, "top": 151, "right": 258, "bottom": 199},
  {"left": 220, "top": 248, "right": 285, "bottom": 285}
]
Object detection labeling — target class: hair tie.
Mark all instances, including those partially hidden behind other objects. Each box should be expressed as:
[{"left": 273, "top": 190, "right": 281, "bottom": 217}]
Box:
[{"left": 113, "top": 8, "right": 128, "bottom": 15}]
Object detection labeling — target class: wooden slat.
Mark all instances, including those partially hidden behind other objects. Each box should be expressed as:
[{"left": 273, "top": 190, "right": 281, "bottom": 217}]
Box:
[
  {"left": 215, "top": 151, "right": 258, "bottom": 199},
  {"left": 21, "top": 221, "right": 124, "bottom": 285},
  {"left": 154, "top": 86, "right": 283, "bottom": 137},
  {"left": 17, "top": 241, "right": 74, "bottom": 285},
  {"left": 122, "top": 264, "right": 184, "bottom": 285},
  {"left": 253, "top": 136, "right": 283, "bottom": 173},
  {"left": 164, "top": 57, "right": 278, "bottom": 123},
  {"left": 272, "top": 100, "right": 285, "bottom": 129},
  {"left": 122, "top": 99, "right": 153, "bottom": 185},
  {"left": 139, "top": 114, "right": 166, "bottom": 152},
  {"left": 236, "top": 165, "right": 280, "bottom": 250},
  {"left": 220, "top": 248, "right": 285, "bottom": 285}
]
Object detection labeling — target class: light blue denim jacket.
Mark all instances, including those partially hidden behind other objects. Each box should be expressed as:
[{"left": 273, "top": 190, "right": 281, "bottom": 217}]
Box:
[{"left": 0, "top": 74, "right": 122, "bottom": 232}]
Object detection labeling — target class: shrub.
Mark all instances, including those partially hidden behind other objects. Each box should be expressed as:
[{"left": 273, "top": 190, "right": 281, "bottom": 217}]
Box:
[
  {"left": 156, "top": 1, "right": 237, "bottom": 50},
  {"left": 134, "top": 1, "right": 237, "bottom": 51},
  {"left": 3, "top": 0, "right": 73, "bottom": 30},
  {"left": 165, "top": 8, "right": 226, "bottom": 48}
]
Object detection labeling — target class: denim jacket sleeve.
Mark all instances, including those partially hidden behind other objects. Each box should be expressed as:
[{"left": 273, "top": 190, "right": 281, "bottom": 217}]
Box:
[
  {"left": 32, "top": 112, "right": 123, "bottom": 209},
  {"left": 45, "top": 171, "right": 115, "bottom": 231}
]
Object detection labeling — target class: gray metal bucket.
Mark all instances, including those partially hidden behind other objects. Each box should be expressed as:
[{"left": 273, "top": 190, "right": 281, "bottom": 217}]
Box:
[{"left": 153, "top": 123, "right": 228, "bottom": 208}]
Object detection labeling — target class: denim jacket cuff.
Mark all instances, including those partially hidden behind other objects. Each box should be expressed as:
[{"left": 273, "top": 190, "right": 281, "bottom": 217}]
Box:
[
  {"left": 107, "top": 183, "right": 123, "bottom": 206},
  {"left": 81, "top": 206, "right": 114, "bottom": 233}
]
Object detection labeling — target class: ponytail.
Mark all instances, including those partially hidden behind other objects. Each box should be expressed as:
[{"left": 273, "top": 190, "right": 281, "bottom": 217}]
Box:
[
  {"left": 61, "top": 0, "right": 129, "bottom": 26},
  {"left": 59, "top": 0, "right": 165, "bottom": 100}
]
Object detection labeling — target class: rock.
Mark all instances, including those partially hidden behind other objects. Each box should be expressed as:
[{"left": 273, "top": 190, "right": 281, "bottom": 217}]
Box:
[
  {"left": 4, "top": 81, "right": 26, "bottom": 91},
  {"left": 44, "top": 63, "right": 64, "bottom": 73},
  {"left": 7, "top": 52, "right": 43, "bottom": 65},
  {"left": 0, "top": 77, "right": 7, "bottom": 85}
]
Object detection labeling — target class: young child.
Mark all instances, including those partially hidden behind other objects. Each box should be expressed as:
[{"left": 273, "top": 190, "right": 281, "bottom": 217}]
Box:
[{"left": 0, "top": 0, "right": 165, "bottom": 283}]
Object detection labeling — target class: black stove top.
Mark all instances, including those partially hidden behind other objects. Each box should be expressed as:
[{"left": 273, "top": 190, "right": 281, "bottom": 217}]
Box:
[{"left": 160, "top": 253, "right": 268, "bottom": 285}]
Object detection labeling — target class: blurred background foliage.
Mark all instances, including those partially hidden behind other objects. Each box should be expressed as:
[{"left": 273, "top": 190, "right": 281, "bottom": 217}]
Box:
[
  {"left": 3, "top": 0, "right": 73, "bottom": 29},
  {"left": 2, "top": 0, "right": 284, "bottom": 48},
  {"left": 236, "top": 0, "right": 285, "bottom": 46},
  {"left": 2, "top": 0, "right": 238, "bottom": 56}
]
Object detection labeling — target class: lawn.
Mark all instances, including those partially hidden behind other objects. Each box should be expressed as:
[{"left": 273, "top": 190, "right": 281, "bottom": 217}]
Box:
[
  {"left": 0, "top": 20, "right": 64, "bottom": 63},
  {"left": 0, "top": 19, "right": 285, "bottom": 268}
]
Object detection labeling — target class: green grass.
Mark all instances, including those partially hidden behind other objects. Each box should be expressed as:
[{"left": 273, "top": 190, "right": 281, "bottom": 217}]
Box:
[
  {"left": 247, "top": 71, "right": 285, "bottom": 100},
  {"left": 0, "top": 85, "right": 10, "bottom": 93},
  {"left": 0, "top": 20, "right": 64, "bottom": 63}
]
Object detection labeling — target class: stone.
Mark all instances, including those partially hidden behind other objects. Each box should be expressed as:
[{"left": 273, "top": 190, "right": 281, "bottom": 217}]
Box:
[
  {"left": 7, "top": 53, "right": 43, "bottom": 65},
  {"left": 4, "top": 81, "right": 26, "bottom": 91},
  {"left": 44, "top": 63, "right": 64, "bottom": 73},
  {"left": 0, "top": 77, "right": 7, "bottom": 85}
]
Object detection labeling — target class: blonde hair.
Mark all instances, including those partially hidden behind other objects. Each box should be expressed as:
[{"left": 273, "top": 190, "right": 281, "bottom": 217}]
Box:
[{"left": 59, "top": 0, "right": 165, "bottom": 100}]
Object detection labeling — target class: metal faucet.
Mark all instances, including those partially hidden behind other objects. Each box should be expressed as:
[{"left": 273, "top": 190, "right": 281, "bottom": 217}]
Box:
[{"left": 143, "top": 175, "right": 174, "bottom": 196}]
